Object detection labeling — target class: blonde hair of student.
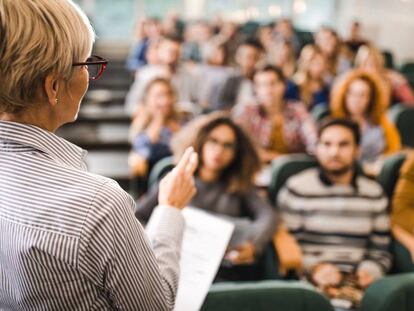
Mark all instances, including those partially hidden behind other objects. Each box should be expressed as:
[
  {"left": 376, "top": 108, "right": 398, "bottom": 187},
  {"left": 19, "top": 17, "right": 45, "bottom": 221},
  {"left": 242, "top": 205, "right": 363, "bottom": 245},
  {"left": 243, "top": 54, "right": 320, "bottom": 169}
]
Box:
[
  {"left": 294, "top": 44, "right": 326, "bottom": 107},
  {"left": 0, "top": 0, "right": 95, "bottom": 113}
]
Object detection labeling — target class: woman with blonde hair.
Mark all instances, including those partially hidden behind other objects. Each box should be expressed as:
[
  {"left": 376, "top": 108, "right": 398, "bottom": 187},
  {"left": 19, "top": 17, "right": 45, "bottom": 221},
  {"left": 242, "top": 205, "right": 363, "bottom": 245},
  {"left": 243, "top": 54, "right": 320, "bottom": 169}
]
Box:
[
  {"left": 128, "top": 77, "right": 182, "bottom": 179},
  {"left": 293, "top": 44, "right": 330, "bottom": 110},
  {"left": 0, "top": 0, "right": 198, "bottom": 309},
  {"left": 314, "top": 26, "right": 352, "bottom": 80},
  {"left": 330, "top": 69, "right": 401, "bottom": 163},
  {"left": 355, "top": 44, "right": 414, "bottom": 106}
]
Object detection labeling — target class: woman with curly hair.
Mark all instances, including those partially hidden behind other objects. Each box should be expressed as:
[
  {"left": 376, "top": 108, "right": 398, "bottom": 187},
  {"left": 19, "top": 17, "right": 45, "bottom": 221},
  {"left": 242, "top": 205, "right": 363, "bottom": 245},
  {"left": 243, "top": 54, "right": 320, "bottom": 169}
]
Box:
[
  {"left": 136, "top": 112, "right": 276, "bottom": 281},
  {"left": 330, "top": 69, "right": 401, "bottom": 163}
]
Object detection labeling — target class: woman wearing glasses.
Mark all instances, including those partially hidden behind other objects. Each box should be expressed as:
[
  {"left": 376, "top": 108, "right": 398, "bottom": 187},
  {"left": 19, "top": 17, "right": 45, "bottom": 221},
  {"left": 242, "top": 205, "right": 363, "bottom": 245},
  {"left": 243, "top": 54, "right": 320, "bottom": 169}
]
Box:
[
  {"left": 136, "top": 113, "right": 276, "bottom": 281},
  {"left": 0, "top": 1, "right": 198, "bottom": 310}
]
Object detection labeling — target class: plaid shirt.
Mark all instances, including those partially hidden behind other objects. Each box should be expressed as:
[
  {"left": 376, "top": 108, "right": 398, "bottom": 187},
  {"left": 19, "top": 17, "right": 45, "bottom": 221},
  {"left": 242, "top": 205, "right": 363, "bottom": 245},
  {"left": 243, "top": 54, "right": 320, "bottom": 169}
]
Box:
[{"left": 235, "top": 101, "right": 317, "bottom": 154}]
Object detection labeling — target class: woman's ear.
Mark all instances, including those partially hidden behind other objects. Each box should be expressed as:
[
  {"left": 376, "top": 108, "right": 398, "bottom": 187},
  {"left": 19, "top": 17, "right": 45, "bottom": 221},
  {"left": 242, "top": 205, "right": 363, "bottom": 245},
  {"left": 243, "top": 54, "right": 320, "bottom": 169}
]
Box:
[{"left": 44, "top": 74, "right": 61, "bottom": 106}]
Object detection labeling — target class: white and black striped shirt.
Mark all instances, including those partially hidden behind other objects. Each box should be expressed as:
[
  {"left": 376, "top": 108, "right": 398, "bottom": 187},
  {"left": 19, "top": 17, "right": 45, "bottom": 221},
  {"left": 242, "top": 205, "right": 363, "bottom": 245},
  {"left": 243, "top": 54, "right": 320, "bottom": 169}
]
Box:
[
  {"left": 278, "top": 168, "right": 391, "bottom": 279},
  {"left": 0, "top": 121, "right": 184, "bottom": 310}
]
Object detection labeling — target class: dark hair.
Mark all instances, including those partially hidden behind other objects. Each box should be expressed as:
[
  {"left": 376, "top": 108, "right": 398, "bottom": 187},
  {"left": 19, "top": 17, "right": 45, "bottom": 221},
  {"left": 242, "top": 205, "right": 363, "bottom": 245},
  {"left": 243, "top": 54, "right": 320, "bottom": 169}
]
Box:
[
  {"left": 254, "top": 64, "right": 287, "bottom": 84},
  {"left": 318, "top": 118, "right": 361, "bottom": 145},
  {"left": 240, "top": 37, "right": 264, "bottom": 52},
  {"left": 192, "top": 114, "right": 261, "bottom": 194},
  {"left": 161, "top": 34, "right": 183, "bottom": 44}
]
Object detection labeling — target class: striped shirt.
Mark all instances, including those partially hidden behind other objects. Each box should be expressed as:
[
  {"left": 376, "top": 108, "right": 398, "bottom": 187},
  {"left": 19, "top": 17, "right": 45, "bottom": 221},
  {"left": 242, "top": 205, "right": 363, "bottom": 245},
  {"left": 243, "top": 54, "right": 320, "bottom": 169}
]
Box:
[
  {"left": 0, "top": 121, "right": 184, "bottom": 310},
  {"left": 277, "top": 168, "right": 391, "bottom": 279}
]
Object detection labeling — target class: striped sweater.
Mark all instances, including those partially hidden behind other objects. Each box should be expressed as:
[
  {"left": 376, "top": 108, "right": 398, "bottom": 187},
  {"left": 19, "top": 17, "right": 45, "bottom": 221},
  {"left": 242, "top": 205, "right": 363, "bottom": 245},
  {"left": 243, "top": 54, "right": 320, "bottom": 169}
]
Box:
[{"left": 277, "top": 168, "right": 391, "bottom": 279}]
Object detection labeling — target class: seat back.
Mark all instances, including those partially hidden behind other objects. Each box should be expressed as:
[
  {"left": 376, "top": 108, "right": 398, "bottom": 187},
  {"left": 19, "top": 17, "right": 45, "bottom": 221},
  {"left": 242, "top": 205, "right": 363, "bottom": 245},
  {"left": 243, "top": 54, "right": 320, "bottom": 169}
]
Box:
[
  {"left": 310, "top": 105, "right": 330, "bottom": 124},
  {"left": 388, "top": 104, "right": 414, "bottom": 148},
  {"left": 377, "top": 153, "right": 407, "bottom": 199},
  {"left": 382, "top": 50, "right": 395, "bottom": 69},
  {"left": 147, "top": 156, "right": 175, "bottom": 190},
  {"left": 360, "top": 273, "right": 414, "bottom": 311},
  {"left": 201, "top": 281, "right": 334, "bottom": 311},
  {"left": 268, "top": 154, "right": 318, "bottom": 205}
]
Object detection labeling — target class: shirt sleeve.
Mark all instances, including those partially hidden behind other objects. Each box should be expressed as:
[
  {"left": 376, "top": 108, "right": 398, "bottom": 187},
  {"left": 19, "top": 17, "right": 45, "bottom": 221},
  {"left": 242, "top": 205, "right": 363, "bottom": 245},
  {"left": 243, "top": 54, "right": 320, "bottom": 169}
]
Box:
[
  {"left": 358, "top": 194, "right": 392, "bottom": 278},
  {"left": 132, "top": 132, "right": 151, "bottom": 159},
  {"left": 278, "top": 185, "right": 305, "bottom": 234},
  {"left": 78, "top": 181, "right": 184, "bottom": 311},
  {"left": 241, "top": 190, "right": 277, "bottom": 254}
]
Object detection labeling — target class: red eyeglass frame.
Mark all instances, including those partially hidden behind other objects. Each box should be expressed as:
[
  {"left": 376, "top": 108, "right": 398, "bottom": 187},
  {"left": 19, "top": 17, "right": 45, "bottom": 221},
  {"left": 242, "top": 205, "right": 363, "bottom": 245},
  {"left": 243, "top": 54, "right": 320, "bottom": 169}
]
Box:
[{"left": 72, "top": 55, "right": 108, "bottom": 80}]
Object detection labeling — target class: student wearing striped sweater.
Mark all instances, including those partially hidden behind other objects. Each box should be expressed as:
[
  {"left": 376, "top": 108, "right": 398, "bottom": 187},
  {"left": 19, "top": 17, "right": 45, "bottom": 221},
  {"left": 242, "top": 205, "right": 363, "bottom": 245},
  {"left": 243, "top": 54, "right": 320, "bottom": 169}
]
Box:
[{"left": 278, "top": 118, "right": 391, "bottom": 290}]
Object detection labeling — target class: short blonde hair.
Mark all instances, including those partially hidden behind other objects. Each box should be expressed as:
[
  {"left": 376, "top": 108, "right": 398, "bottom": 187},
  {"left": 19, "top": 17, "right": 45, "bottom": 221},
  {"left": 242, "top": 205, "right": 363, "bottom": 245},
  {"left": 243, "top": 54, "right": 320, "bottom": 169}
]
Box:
[{"left": 0, "top": 0, "right": 95, "bottom": 113}]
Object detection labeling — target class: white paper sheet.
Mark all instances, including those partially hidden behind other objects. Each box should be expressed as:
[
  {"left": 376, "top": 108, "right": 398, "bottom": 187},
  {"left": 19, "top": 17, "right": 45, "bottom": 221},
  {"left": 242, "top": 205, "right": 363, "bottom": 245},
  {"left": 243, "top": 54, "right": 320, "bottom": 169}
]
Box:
[{"left": 173, "top": 207, "right": 235, "bottom": 311}]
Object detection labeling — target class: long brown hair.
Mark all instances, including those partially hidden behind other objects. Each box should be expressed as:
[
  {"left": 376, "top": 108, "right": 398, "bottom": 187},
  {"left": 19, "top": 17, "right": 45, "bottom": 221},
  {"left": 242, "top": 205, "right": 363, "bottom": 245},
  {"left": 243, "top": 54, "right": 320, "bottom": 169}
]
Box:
[
  {"left": 129, "top": 77, "right": 178, "bottom": 140},
  {"left": 294, "top": 44, "right": 326, "bottom": 107},
  {"left": 330, "top": 69, "right": 389, "bottom": 125},
  {"left": 171, "top": 112, "right": 261, "bottom": 194}
]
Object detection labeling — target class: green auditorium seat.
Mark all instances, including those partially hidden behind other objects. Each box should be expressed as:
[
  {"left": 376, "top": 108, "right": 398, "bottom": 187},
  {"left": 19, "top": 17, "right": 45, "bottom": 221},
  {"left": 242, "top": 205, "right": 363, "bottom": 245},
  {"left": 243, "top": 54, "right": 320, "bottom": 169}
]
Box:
[
  {"left": 400, "top": 63, "right": 414, "bottom": 88},
  {"left": 388, "top": 103, "right": 414, "bottom": 148},
  {"left": 201, "top": 281, "right": 334, "bottom": 311},
  {"left": 400, "top": 62, "right": 414, "bottom": 75},
  {"left": 147, "top": 156, "right": 175, "bottom": 190},
  {"left": 310, "top": 105, "right": 330, "bottom": 124},
  {"left": 382, "top": 50, "right": 394, "bottom": 69},
  {"left": 268, "top": 154, "right": 318, "bottom": 205}
]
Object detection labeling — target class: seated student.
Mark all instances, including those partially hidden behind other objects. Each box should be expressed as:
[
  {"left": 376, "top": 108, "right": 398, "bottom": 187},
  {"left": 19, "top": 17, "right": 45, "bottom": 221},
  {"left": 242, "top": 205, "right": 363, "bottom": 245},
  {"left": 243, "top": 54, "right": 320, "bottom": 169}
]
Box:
[
  {"left": 126, "top": 17, "right": 163, "bottom": 73},
  {"left": 234, "top": 65, "right": 317, "bottom": 164},
  {"left": 211, "top": 38, "right": 264, "bottom": 111},
  {"left": 268, "top": 39, "right": 296, "bottom": 79},
  {"left": 125, "top": 35, "right": 200, "bottom": 116},
  {"left": 273, "top": 18, "right": 302, "bottom": 56},
  {"left": 355, "top": 44, "right": 414, "bottom": 106},
  {"left": 330, "top": 69, "right": 401, "bottom": 167},
  {"left": 344, "top": 21, "right": 368, "bottom": 57},
  {"left": 195, "top": 42, "right": 233, "bottom": 111},
  {"left": 314, "top": 26, "right": 352, "bottom": 82},
  {"left": 128, "top": 78, "right": 182, "bottom": 180},
  {"left": 278, "top": 118, "right": 391, "bottom": 307},
  {"left": 392, "top": 153, "right": 414, "bottom": 237},
  {"left": 293, "top": 44, "right": 330, "bottom": 110},
  {"left": 136, "top": 113, "right": 276, "bottom": 281}
]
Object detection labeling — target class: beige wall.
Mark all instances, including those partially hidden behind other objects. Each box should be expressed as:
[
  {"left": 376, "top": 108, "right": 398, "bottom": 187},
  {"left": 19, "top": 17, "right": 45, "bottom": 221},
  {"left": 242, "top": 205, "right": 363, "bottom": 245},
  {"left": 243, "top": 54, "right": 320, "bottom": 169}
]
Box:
[{"left": 336, "top": 0, "right": 414, "bottom": 66}]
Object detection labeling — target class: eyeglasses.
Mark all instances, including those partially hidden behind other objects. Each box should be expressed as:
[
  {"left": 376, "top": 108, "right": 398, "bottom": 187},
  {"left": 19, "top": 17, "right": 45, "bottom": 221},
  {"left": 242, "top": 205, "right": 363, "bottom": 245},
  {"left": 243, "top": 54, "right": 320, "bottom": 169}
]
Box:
[
  {"left": 206, "top": 137, "right": 236, "bottom": 152},
  {"left": 72, "top": 55, "right": 108, "bottom": 80}
]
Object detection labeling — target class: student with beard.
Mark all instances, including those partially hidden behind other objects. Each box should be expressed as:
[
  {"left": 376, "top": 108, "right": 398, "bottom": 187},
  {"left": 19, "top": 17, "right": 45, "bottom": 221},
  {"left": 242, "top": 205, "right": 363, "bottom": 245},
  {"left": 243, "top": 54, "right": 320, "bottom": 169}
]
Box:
[{"left": 277, "top": 119, "right": 391, "bottom": 299}]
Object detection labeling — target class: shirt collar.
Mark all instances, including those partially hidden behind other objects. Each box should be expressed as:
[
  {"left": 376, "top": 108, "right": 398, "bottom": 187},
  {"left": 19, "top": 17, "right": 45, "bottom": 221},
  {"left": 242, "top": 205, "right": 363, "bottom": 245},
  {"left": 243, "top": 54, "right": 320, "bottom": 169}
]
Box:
[
  {"left": 0, "top": 121, "right": 87, "bottom": 170},
  {"left": 318, "top": 164, "right": 360, "bottom": 190}
]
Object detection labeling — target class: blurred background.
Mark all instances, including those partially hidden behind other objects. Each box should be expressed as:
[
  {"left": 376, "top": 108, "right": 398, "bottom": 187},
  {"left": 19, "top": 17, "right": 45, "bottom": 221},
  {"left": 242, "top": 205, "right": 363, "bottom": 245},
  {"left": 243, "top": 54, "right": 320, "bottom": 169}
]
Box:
[
  {"left": 76, "top": 0, "right": 414, "bottom": 63},
  {"left": 60, "top": 0, "right": 414, "bottom": 197}
]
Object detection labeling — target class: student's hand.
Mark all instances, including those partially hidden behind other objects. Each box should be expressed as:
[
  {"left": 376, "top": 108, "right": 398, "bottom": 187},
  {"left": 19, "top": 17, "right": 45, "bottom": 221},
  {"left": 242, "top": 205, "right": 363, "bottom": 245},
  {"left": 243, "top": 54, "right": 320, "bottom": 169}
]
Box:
[
  {"left": 258, "top": 148, "right": 279, "bottom": 164},
  {"left": 225, "top": 242, "right": 256, "bottom": 265},
  {"left": 147, "top": 115, "right": 164, "bottom": 143},
  {"left": 158, "top": 147, "right": 198, "bottom": 210},
  {"left": 357, "top": 269, "right": 375, "bottom": 289},
  {"left": 312, "top": 263, "right": 342, "bottom": 287}
]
